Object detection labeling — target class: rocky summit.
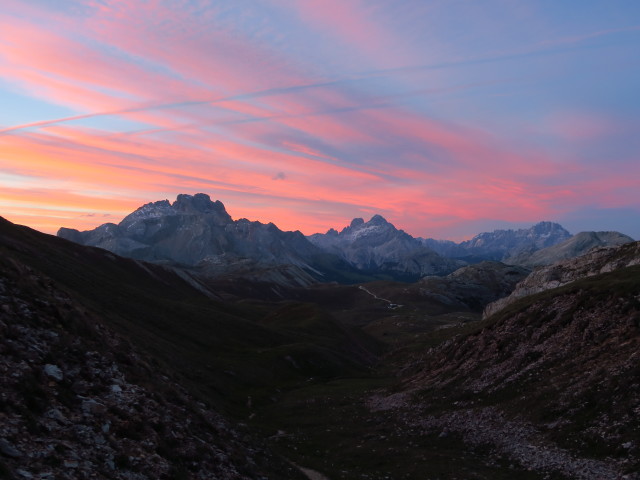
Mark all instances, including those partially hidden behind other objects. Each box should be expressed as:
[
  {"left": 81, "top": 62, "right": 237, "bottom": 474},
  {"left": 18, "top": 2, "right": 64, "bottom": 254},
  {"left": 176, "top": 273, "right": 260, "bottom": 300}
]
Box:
[
  {"left": 307, "top": 214, "right": 463, "bottom": 280},
  {"left": 58, "top": 193, "right": 316, "bottom": 269}
]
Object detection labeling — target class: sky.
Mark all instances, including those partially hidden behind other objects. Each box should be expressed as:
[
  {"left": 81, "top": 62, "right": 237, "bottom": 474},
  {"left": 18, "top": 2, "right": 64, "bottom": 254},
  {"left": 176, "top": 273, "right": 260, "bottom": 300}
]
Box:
[{"left": 1, "top": 0, "right": 639, "bottom": 241}]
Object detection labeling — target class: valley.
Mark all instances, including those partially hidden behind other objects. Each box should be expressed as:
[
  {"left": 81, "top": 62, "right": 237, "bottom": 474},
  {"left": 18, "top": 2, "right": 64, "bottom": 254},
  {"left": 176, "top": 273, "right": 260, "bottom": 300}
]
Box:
[{"left": 1, "top": 203, "right": 638, "bottom": 479}]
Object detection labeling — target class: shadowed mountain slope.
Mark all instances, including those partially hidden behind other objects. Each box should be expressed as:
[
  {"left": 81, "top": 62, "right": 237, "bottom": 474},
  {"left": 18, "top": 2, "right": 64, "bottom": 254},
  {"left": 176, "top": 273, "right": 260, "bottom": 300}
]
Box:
[
  {"left": 418, "top": 262, "right": 530, "bottom": 311},
  {"left": 4, "top": 217, "right": 378, "bottom": 408}
]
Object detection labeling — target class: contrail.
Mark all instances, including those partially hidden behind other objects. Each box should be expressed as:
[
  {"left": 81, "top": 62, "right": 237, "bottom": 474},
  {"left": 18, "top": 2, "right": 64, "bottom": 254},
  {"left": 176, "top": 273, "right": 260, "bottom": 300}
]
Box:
[{"left": 3, "top": 26, "right": 632, "bottom": 137}]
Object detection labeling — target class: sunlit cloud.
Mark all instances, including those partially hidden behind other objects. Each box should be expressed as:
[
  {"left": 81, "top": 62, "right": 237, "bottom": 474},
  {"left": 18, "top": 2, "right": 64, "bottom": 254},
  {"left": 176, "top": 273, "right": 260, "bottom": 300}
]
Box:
[{"left": 0, "top": 0, "right": 638, "bottom": 240}]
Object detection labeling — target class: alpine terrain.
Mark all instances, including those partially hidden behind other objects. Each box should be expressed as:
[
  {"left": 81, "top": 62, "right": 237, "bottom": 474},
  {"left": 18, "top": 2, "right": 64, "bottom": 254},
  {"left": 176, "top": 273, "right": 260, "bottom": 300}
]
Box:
[{"left": 1, "top": 195, "right": 637, "bottom": 480}]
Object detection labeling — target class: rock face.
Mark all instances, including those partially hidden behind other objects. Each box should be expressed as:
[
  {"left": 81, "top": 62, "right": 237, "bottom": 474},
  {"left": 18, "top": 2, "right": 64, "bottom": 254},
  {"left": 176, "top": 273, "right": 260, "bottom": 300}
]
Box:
[
  {"left": 420, "top": 221, "right": 572, "bottom": 262},
  {"left": 307, "top": 215, "right": 463, "bottom": 280},
  {"left": 505, "top": 230, "right": 635, "bottom": 267},
  {"left": 484, "top": 240, "right": 640, "bottom": 318},
  {"left": 418, "top": 262, "right": 530, "bottom": 311},
  {"left": 0, "top": 245, "right": 302, "bottom": 479}
]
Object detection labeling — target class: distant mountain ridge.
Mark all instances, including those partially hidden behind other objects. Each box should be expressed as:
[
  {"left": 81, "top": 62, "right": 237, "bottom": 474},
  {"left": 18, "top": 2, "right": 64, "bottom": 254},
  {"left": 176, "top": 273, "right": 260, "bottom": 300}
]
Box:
[
  {"left": 307, "top": 215, "right": 463, "bottom": 280},
  {"left": 505, "top": 230, "right": 635, "bottom": 267},
  {"left": 59, "top": 193, "right": 345, "bottom": 286},
  {"left": 419, "top": 221, "right": 573, "bottom": 262},
  {"left": 58, "top": 194, "right": 464, "bottom": 283},
  {"left": 57, "top": 194, "right": 633, "bottom": 283}
]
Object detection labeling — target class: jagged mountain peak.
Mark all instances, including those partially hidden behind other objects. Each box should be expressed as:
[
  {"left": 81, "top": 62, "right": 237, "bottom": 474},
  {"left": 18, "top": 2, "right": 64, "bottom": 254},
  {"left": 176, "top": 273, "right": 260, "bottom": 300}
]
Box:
[
  {"left": 339, "top": 215, "right": 398, "bottom": 240},
  {"left": 124, "top": 199, "right": 174, "bottom": 220},
  {"left": 341, "top": 214, "right": 394, "bottom": 235},
  {"left": 308, "top": 214, "right": 462, "bottom": 279},
  {"left": 505, "top": 230, "right": 635, "bottom": 267},
  {"left": 528, "top": 221, "right": 571, "bottom": 238},
  {"left": 369, "top": 214, "right": 390, "bottom": 225},
  {"left": 118, "top": 194, "right": 232, "bottom": 227},
  {"left": 456, "top": 221, "right": 572, "bottom": 261},
  {"left": 469, "top": 221, "right": 569, "bottom": 242},
  {"left": 172, "top": 193, "right": 229, "bottom": 216}
]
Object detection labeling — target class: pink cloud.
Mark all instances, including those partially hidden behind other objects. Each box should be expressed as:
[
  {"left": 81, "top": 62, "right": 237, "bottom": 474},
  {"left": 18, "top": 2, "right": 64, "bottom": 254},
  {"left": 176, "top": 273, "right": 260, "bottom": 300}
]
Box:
[
  {"left": 548, "top": 112, "right": 615, "bottom": 140},
  {"left": 285, "top": 0, "right": 417, "bottom": 68},
  {"left": 1, "top": 0, "right": 637, "bottom": 240}
]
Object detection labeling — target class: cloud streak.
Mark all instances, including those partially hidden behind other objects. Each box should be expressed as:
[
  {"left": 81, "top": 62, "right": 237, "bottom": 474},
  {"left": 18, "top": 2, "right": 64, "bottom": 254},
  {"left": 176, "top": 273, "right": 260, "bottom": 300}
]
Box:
[{"left": 0, "top": 0, "right": 638, "bottom": 240}]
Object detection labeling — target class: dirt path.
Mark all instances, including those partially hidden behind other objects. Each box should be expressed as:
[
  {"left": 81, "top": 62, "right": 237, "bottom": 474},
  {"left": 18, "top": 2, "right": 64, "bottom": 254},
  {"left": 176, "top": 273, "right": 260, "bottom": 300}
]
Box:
[{"left": 358, "top": 285, "right": 391, "bottom": 304}]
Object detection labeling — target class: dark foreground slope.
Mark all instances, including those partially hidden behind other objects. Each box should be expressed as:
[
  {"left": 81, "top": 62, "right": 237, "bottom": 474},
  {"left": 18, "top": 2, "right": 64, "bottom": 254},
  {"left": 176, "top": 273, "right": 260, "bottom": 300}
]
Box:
[
  {"left": 371, "top": 245, "right": 640, "bottom": 479},
  {"left": 0, "top": 224, "right": 306, "bottom": 479}
]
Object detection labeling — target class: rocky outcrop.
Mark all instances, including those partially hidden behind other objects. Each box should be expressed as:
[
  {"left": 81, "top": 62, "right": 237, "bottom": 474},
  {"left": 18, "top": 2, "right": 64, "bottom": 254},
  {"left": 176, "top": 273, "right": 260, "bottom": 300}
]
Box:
[
  {"left": 484, "top": 240, "right": 640, "bottom": 318},
  {"left": 308, "top": 215, "right": 463, "bottom": 280},
  {"left": 505, "top": 230, "right": 635, "bottom": 267}
]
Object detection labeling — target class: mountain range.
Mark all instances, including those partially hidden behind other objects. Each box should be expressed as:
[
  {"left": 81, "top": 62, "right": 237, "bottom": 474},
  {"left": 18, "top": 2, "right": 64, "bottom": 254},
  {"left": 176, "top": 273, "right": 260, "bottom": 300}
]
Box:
[
  {"left": 420, "top": 221, "right": 573, "bottom": 261},
  {"left": 58, "top": 194, "right": 633, "bottom": 285},
  {"left": 2, "top": 193, "right": 638, "bottom": 479}
]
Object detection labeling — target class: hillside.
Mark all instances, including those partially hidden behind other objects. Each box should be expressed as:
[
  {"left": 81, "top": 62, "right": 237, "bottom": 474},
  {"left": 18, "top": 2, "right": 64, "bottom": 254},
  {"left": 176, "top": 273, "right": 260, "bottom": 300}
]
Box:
[
  {"left": 0, "top": 219, "right": 306, "bottom": 479},
  {"left": 370, "top": 243, "right": 640, "bottom": 479},
  {"left": 0, "top": 216, "right": 381, "bottom": 479},
  {"left": 485, "top": 240, "right": 640, "bottom": 318}
]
